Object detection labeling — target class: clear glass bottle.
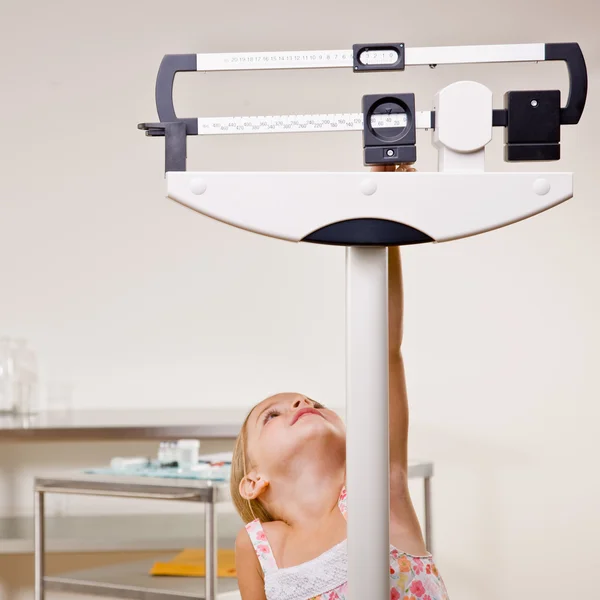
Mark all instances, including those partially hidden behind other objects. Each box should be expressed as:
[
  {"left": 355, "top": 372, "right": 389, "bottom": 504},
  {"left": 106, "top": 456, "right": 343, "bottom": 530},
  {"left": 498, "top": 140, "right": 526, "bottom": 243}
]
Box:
[
  {"left": 0, "top": 337, "right": 14, "bottom": 415},
  {"left": 12, "top": 339, "right": 39, "bottom": 415},
  {"left": 168, "top": 442, "right": 178, "bottom": 464},
  {"left": 158, "top": 442, "right": 168, "bottom": 465}
]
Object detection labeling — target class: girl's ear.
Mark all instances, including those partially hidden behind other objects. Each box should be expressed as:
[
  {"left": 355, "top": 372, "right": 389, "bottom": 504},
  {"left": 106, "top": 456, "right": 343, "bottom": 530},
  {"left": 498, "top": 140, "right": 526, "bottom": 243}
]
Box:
[{"left": 239, "top": 470, "right": 270, "bottom": 500}]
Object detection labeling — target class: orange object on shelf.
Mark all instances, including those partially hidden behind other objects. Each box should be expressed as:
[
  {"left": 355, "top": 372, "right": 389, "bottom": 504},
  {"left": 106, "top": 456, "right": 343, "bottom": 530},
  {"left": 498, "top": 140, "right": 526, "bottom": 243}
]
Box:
[{"left": 150, "top": 548, "right": 236, "bottom": 578}]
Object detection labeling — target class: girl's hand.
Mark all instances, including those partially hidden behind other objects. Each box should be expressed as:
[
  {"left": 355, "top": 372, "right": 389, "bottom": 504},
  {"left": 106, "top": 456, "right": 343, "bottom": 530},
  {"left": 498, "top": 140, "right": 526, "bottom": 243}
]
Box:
[{"left": 370, "top": 163, "right": 417, "bottom": 173}]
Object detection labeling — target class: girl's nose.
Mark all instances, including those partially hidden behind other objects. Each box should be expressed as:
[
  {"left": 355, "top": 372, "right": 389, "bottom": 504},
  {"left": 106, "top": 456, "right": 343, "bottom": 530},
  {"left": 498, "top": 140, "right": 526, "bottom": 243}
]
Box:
[{"left": 292, "top": 395, "right": 310, "bottom": 409}]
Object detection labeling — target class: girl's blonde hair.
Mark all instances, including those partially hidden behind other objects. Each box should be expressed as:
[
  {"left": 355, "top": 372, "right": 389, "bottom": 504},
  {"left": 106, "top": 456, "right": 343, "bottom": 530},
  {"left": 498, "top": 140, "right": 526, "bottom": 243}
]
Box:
[{"left": 230, "top": 404, "right": 276, "bottom": 524}]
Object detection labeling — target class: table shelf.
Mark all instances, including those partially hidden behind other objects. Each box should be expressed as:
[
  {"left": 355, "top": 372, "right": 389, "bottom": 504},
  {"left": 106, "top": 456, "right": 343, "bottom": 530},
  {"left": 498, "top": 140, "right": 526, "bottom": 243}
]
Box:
[{"left": 44, "top": 557, "right": 240, "bottom": 600}]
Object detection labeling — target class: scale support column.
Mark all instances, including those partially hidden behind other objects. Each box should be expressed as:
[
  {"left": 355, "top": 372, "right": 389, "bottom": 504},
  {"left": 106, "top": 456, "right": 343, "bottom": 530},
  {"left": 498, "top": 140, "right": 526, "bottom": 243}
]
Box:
[{"left": 346, "top": 246, "right": 390, "bottom": 600}]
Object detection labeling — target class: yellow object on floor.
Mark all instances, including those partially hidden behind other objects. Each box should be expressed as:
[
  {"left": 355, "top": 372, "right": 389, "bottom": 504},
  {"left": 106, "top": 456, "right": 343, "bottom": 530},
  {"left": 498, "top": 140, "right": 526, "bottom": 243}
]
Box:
[{"left": 150, "top": 548, "right": 236, "bottom": 578}]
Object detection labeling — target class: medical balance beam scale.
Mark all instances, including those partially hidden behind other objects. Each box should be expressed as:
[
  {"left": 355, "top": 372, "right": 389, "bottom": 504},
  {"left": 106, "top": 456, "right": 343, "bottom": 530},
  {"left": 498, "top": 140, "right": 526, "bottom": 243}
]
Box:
[{"left": 139, "top": 41, "right": 587, "bottom": 600}]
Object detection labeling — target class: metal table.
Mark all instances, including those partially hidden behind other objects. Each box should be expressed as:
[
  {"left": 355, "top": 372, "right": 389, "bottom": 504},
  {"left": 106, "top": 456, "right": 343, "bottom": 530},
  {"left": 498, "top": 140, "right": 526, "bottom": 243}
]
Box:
[
  {"left": 0, "top": 409, "right": 246, "bottom": 442},
  {"left": 34, "top": 473, "right": 230, "bottom": 600},
  {"left": 33, "top": 462, "right": 434, "bottom": 600}
]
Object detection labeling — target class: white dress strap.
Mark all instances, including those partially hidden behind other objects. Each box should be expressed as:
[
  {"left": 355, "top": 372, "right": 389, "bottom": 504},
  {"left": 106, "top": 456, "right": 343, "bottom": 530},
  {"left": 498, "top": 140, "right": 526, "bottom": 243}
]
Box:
[
  {"left": 245, "top": 519, "right": 279, "bottom": 575},
  {"left": 338, "top": 486, "right": 348, "bottom": 519}
]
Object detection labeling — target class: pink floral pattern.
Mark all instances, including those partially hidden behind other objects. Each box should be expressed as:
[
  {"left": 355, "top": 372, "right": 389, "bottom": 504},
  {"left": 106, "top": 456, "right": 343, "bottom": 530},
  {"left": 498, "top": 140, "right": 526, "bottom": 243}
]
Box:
[
  {"left": 338, "top": 486, "right": 348, "bottom": 519},
  {"left": 410, "top": 580, "right": 426, "bottom": 597},
  {"left": 245, "top": 487, "right": 450, "bottom": 599},
  {"left": 413, "top": 558, "right": 424, "bottom": 575},
  {"left": 245, "top": 519, "right": 278, "bottom": 573}
]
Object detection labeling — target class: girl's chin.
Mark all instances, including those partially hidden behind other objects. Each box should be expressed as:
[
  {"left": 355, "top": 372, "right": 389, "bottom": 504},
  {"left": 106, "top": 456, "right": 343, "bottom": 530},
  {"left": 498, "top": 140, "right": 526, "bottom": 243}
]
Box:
[{"left": 288, "top": 423, "right": 345, "bottom": 449}]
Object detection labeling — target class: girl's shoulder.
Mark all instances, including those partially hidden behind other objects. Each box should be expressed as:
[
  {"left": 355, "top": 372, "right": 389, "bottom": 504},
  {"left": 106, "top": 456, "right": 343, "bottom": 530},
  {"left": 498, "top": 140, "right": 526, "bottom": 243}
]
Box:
[
  {"left": 258, "top": 518, "right": 290, "bottom": 555},
  {"left": 243, "top": 518, "right": 290, "bottom": 562}
]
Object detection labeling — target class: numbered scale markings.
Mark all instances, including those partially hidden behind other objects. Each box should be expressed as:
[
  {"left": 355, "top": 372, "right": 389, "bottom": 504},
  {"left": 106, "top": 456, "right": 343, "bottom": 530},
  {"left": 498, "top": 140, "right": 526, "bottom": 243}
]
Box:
[
  {"left": 194, "top": 44, "right": 545, "bottom": 71},
  {"left": 197, "top": 112, "right": 428, "bottom": 135}
]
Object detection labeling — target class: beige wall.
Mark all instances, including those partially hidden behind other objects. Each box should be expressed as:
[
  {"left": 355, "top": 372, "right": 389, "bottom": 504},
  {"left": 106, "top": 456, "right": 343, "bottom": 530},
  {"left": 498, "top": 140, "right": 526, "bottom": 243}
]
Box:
[{"left": 1, "top": 0, "right": 599, "bottom": 598}]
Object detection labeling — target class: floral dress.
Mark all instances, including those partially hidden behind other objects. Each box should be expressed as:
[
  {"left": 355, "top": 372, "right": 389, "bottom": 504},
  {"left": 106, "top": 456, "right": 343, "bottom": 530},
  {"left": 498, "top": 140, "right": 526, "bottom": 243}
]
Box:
[{"left": 245, "top": 487, "right": 450, "bottom": 600}]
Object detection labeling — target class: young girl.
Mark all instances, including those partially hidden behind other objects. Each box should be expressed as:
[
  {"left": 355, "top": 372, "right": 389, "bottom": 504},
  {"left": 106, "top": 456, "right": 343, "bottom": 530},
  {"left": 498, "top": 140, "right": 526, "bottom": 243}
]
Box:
[{"left": 230, "top": 164, "right": 450, "bottom": 600}]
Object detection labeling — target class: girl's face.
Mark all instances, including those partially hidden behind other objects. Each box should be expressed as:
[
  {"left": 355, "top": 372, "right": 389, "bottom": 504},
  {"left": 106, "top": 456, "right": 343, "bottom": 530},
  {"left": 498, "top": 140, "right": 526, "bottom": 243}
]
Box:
[{"left": 245, "top": 393, "right": 346, "bottom": 477}]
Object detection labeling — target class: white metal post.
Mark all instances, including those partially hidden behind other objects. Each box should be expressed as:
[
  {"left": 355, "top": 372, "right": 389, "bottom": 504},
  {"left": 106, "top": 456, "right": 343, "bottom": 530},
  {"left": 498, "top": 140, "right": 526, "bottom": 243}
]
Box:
[{"left": 346, "top": 247, "right": 390, "bottom": 599}]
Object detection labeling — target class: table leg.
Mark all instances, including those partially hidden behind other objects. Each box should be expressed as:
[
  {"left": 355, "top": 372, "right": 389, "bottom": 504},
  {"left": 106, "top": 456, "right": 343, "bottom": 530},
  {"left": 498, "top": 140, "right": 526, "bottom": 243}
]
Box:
[
  {"left": 424, "top": 476, "right": 433, "bottom": 554},
  {"left": 205, "top": 497, "right": 216, "bottom": 600},
  {"left": 34, "top": 490, "right": 45, "bottom": 600}
]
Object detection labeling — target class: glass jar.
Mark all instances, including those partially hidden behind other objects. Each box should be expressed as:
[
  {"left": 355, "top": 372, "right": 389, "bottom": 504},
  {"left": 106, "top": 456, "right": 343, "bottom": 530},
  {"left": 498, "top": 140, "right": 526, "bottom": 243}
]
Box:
[
  {"left": 11, "top": 339, "right": 39, "bottom": 415},
  {"left": 0, "top": 337, "right": 14, "bottom": 415}
]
